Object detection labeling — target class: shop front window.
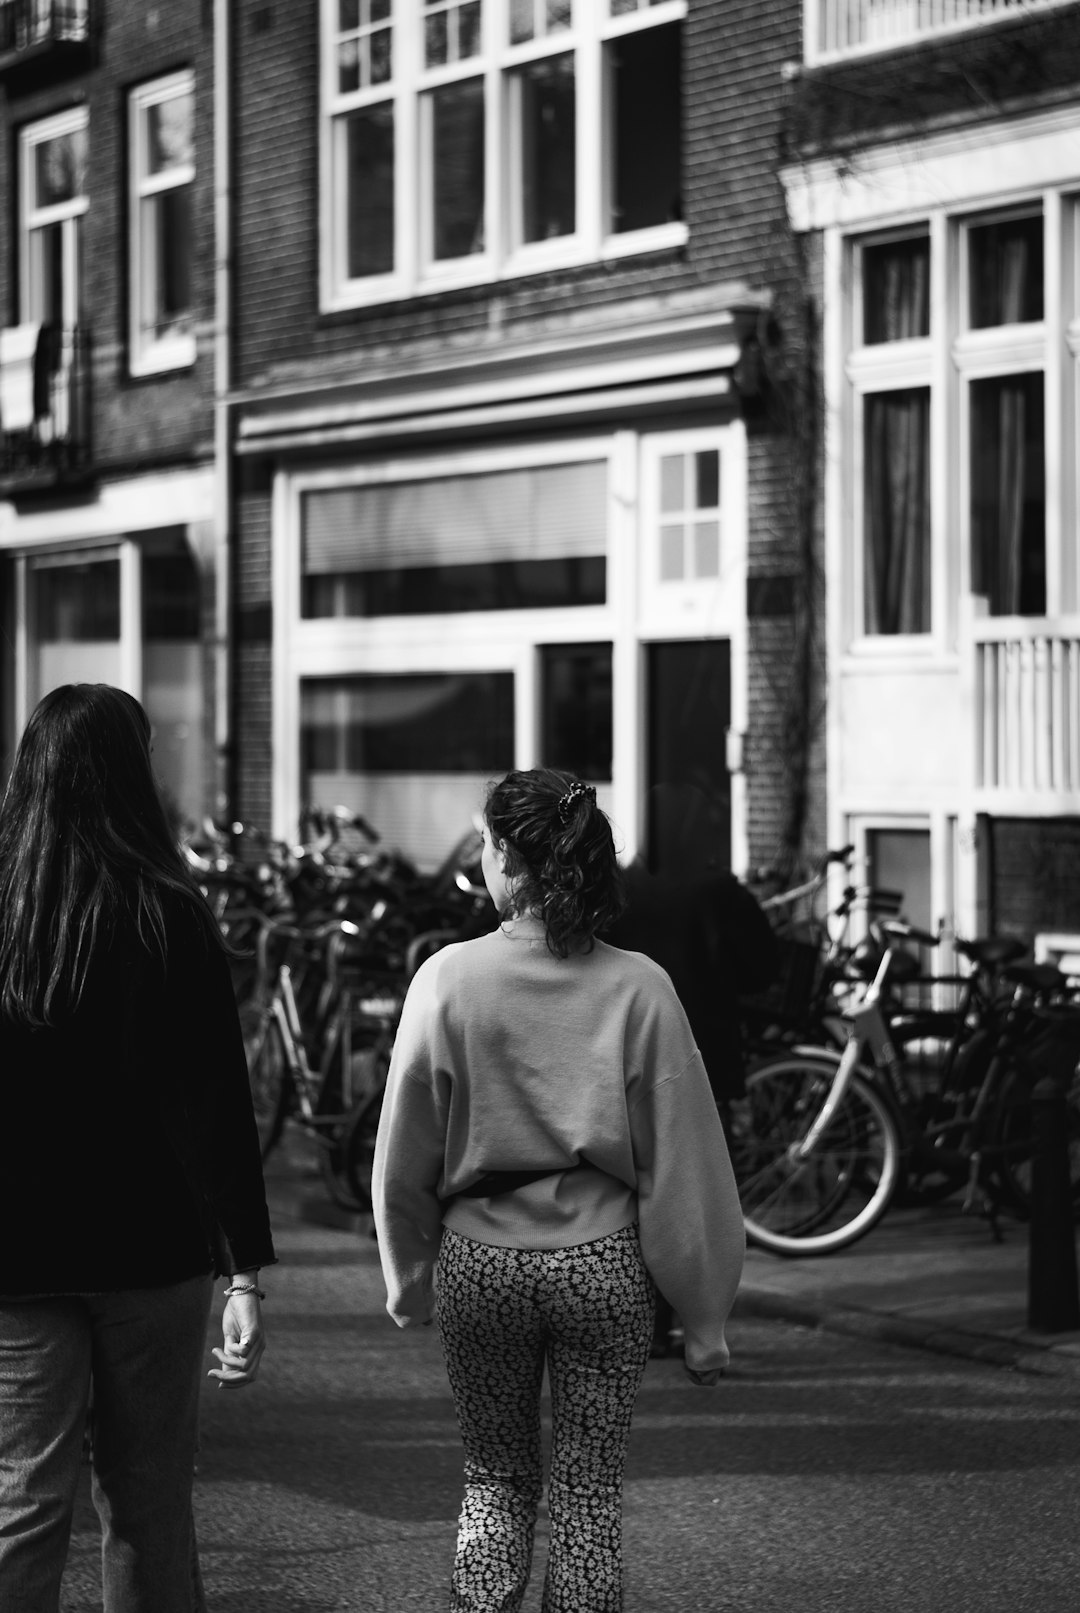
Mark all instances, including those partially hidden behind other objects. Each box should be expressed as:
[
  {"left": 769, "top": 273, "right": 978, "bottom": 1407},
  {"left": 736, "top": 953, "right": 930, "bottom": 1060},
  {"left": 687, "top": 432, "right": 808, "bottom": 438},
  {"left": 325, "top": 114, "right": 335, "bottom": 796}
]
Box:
[
  {"left": 300, "top": 460, "right": 607, "bottom": 618},
  {"left": 300, "top": 670, "right": 513, "bottom": 868}
]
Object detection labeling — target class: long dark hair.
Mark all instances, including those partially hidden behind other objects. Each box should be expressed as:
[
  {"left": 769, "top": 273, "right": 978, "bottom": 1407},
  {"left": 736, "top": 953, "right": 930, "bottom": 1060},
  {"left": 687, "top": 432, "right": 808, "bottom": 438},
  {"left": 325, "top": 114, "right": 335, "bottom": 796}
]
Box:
[
  {"left": 0, "top": 683, "right": 223, "bottom": 1027},
  {"left": 484, "top": 767, "right": 625, "bottom": 959}
]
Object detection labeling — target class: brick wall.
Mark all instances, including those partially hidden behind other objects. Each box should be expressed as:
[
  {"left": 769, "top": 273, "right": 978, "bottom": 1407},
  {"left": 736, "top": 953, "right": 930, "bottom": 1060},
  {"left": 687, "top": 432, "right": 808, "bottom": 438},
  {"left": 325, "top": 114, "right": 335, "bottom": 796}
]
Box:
[
  {"left": 231, "top": 0, "right": 821, "bottom": 859},
  {"left": 0, "top": 0, "right": 215, "bottom": 474},
  {"left": 233, "top": 0, "right": 805, "bottom": 382}
]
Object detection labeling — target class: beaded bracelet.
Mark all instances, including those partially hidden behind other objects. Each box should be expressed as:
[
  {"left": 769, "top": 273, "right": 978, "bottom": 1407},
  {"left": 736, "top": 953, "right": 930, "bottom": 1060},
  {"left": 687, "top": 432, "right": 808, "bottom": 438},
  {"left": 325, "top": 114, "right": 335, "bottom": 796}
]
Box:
[{"left": 223, "top": 1282, "right": 266, "bottom": 1299}]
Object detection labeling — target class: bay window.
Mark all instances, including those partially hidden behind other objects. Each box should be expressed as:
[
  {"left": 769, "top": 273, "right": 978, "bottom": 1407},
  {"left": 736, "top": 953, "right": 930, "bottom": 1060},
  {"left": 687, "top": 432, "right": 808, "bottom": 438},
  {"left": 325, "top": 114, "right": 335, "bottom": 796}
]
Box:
[{"left": 321, "top": 0, "right": 686, "bottom": 307}]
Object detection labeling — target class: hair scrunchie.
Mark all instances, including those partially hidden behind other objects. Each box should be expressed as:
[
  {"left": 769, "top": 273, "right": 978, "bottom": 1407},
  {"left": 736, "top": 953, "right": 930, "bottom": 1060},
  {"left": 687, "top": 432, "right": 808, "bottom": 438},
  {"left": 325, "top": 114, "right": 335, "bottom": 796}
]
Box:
[{"left": 556, "top": 782, "right": 597, "bottom": 822}]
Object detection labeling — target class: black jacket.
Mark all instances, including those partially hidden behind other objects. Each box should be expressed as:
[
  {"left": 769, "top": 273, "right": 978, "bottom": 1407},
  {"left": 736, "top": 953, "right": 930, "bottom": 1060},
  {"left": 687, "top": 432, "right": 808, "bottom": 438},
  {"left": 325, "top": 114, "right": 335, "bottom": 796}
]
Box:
[
  {"left": 0, "top": 892, "right": 275, "bottom": 1296},
  {"left": 605, "top": 865, "right": 778, "bottom": 1101}
]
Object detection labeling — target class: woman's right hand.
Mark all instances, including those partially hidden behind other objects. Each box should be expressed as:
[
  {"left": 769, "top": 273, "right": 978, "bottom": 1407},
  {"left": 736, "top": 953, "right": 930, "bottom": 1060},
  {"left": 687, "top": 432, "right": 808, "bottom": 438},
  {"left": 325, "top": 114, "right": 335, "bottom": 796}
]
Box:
[{"left": 208, "top": 1290, "right": 266, "bottom": 1387}]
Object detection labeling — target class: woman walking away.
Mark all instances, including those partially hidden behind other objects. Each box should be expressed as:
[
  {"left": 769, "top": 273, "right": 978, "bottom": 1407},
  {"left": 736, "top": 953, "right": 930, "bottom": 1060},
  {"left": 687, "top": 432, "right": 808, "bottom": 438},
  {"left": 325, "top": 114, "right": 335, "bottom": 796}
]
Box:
[
  {"left": 0, "top": 684, "right": 276, "bottom": 1613},
  {"left": 373, "top": 767, "right": 744, "bottom": 1613}
]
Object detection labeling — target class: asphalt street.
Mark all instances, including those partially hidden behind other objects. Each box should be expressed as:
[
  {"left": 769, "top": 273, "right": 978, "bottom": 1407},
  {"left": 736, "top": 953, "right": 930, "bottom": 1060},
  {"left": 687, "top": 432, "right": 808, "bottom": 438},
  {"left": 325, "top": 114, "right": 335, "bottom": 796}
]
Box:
[{"left": 57, "top": 1203, "right": 1080, "bottom": 1613}]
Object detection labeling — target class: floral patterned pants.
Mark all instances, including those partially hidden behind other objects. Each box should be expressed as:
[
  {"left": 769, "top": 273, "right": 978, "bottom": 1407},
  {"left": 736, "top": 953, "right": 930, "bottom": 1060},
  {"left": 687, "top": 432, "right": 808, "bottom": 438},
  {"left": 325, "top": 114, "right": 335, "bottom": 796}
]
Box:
[{"left": 436, "top": 1224, "right": 655, "bottom": 1613}]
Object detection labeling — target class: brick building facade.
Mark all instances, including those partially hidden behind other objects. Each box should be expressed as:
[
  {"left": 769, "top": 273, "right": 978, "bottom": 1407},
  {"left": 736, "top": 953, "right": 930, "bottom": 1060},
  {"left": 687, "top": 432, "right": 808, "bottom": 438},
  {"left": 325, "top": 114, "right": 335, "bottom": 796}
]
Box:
[
  {"left": 0, "top": 0, "right": 220, "bottom": 827},
  {"left": 227, "top": 0, "right": 822, "bottom": 877}
]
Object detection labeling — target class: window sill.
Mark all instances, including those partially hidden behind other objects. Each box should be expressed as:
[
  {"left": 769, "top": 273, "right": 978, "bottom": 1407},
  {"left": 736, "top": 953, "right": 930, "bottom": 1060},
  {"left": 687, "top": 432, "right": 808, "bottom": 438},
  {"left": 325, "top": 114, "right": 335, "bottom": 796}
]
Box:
[
  {"left": 129, "top": 339, "right": 196, "bottom": 380},
  {"left": 322, "top": 223, "right": 690, "bottom": 315}
]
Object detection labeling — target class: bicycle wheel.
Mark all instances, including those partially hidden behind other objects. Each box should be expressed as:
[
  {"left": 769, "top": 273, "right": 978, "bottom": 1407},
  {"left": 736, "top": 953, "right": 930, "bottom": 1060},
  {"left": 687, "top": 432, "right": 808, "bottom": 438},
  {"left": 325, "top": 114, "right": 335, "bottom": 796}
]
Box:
[
  {"left": 239, "top": 1001, "right": 290, "bottom": 1159},
  {"left": 315, "top": 1013, "right": 391, "bottom": 1210},
  {"left": 734, "top": 1053, "right": 902, "bottom": 1256},
  {"left": 341, "top": 1088, "right": 385, "bottom": 1210}
]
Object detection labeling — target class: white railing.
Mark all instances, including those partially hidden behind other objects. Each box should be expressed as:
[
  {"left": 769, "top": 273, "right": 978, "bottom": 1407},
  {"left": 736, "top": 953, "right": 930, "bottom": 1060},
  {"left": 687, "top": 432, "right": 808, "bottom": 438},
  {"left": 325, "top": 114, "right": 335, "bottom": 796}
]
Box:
[
  {"left": 973, "top": 617, "right": 1080, "bottom": 795},
  {"left": 810, "top": 0, "right": 1073, "bottom": 62}
]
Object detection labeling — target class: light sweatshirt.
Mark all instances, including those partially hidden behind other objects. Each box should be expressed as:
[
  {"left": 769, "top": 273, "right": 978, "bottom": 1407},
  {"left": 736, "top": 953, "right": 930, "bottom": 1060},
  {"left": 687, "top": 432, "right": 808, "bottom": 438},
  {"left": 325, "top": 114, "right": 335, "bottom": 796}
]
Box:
[{"left": 371, "top": 914, "right": 746, "bottom": 1375}]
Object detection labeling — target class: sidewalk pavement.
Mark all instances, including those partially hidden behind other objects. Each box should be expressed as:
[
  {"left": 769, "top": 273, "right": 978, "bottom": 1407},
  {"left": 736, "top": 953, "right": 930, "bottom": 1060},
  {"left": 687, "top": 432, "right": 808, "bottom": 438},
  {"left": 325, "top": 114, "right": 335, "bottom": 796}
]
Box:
[
  {"left": 264, "top": 1150, "right": 1080, "bottom": 1381},
  {"left": 735, "top": 1199, "right": 1080, "bottom": 1380}
]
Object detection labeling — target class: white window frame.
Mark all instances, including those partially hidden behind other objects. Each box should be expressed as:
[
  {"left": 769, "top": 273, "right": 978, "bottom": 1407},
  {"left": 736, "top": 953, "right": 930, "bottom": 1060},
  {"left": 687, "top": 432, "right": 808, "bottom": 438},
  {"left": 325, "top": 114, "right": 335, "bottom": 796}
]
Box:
[
  {"left": 319, "top": 0, "right": 687, "bottom": 311},
  {"left": 841, "top": 192, "right": 1069, "bottom": 657},
  {"left": 128, "top": 71, "right": 197, "bottom": 377},
  {"left": 19, "top": 105, "right": 89, "bottom": 330}
]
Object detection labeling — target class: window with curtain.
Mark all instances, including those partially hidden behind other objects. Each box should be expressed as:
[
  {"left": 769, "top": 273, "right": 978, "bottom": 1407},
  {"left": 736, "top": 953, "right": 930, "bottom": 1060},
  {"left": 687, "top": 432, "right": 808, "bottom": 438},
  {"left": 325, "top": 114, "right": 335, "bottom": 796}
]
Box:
[
  {"left": 967, "top": 213, "right": 1046, "bottom": 618},
  {"left": 970, "top": 372, "right": 1045, "bottom": 617},
  {"left": 863, "top": 235, "right": 930, "bottom": 344},
  {"left": 300, "top": 460, "right": 607, "bottom": 617},
  {"left": 863, "top": 388, "right": 931, "bottom": 635}
]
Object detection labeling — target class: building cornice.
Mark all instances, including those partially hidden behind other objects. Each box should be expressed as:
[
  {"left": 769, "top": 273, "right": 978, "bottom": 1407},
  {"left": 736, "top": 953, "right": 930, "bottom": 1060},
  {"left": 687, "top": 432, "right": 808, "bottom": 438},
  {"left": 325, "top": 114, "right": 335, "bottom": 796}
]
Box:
[
  {"left": 781, "top": 100, "right": 1080, "bottom": 232},
  {"left": 233, "top": 285, "right": 768, "bottom": 454}
]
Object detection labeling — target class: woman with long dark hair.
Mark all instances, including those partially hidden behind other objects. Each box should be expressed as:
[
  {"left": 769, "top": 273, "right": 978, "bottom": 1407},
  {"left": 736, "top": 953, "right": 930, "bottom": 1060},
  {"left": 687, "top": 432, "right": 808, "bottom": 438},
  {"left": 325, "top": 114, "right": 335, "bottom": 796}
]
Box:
[
  {"left": 373, "top": 767, "right": 744, "bottom": 1612},
  {"left": 0, "top": 684, "right": 275, "bottom": 1612}
]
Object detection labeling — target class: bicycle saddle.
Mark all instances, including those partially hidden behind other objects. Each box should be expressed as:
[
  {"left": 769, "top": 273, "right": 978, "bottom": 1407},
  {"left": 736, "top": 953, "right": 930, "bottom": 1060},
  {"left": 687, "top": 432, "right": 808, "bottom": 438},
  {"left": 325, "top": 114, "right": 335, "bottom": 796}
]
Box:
[
  {"left": 1001, "top": 961, "right": 1066, "bottom": 994},
  {"left": 956, "top": 936, "right": 1027, "bottom": 968}
]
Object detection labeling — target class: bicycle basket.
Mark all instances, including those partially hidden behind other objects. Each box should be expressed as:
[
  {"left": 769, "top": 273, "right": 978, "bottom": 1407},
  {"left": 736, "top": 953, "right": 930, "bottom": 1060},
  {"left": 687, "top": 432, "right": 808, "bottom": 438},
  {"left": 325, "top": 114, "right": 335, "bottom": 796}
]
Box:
[{"left": 739, "top": 927, "right": 822, "bottom": 1029}]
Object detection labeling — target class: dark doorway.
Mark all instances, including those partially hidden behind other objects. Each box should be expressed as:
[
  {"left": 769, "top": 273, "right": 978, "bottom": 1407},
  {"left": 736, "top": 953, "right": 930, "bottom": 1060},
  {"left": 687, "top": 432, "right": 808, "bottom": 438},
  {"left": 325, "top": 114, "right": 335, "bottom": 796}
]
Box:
[{"left": 645, "top": 639, "right": 731, "bottom": 874}]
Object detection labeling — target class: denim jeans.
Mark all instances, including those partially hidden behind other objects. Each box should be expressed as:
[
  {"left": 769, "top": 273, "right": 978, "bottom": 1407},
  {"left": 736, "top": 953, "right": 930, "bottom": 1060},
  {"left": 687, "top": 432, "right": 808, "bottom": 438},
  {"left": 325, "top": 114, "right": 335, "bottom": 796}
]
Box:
[{"left": 0, "top": 1274, "right": 213, "bottom": 1613}]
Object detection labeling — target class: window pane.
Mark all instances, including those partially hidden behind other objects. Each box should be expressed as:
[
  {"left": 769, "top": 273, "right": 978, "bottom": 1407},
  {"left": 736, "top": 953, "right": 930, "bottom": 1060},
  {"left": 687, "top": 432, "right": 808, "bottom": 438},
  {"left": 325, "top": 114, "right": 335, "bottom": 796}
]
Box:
[
  {"left": 28, "top": 558, "right": 122, "bottom": 707},
  {"left": 33, "top": 559, "right": 119, "bottom": 641},
  {"left": 969, "top": 216, "right": 1043, "bottom": 329},
  {"left": 517, "top": 54, "right": 575, "bottom": 244},
  {"left": 431, "top": 80, "right": 485, "bottom": 260},
  {"left": 300, "top": 672, "right": 514, "bottom": 870},
  {"left": 339, "top": 0, "right": 360, "bottom": 27},
  {"left": 146, "top": 94, "right": 194, "bottom": 175},
  {"left": 338, "top": 37, "right": 361, "bottom": 92},
  {"left": 33, "top": 127, "right": 87, "bottom": 208},
  {"left": 301, "top": 462, "right": 607, "bottom": 617},
  {"left": 510, "top": 0, "right": 534, "bottom": 41},
  {"left": 540, "top": 643, "right": 613, "bottom": 782},
  {"left": 459, "top": 0, "right": 481, "bottom": 55},
  {"left": 864, "top": 388, "right": 931, "bottom": 635},
  {"left": 28, "top": 222, "right": 64, "bottom": 324},
  {"left": 610, "top": 21, "right": 681, "bottom": 233},
  {"left": 345, "top": 105, "right": 395, "bottom": 278},
  {"left": 970, "top": 372, "right": 1045, "bottom": 616},
  {"left": 143, "top": 187, "right": 192, "bottom": 335},
  {"left": 863, "top": 236, "right": 930, "bottom": 343},
  {"left": 660, "top": 454, "right": 684, "bottom": 513},
  {"left": 693, "top": 521, "right": 719, "bottom": 578},
  {"left": 425, "top": 9, "right": 448, "bottom": 63},
  {"left": 659, "top": 525, "right": 683, "bottom": 581},
  {"left": 695, "top": 450, "right": 719, "bottom": 509}
]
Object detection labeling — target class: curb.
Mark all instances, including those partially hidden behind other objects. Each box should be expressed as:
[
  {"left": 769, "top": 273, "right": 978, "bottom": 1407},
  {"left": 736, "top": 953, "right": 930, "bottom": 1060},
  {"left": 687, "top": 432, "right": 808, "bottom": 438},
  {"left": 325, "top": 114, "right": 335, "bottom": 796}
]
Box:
[{"left": 734, "top": 1285, "right": 1080, "bottom": 1380}]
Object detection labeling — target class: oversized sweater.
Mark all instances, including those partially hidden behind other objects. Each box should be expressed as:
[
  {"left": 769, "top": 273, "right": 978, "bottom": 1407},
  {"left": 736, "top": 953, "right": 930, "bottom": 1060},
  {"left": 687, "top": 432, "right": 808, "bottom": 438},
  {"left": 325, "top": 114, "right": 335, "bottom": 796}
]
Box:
[{"left": 372, "top": 915, "right": 745, "bottom": 1375}]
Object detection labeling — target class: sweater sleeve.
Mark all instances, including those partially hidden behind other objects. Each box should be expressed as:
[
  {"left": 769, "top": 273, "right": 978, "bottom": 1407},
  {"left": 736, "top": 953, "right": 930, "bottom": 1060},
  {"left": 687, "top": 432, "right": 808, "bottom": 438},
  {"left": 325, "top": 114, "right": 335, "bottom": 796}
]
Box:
[
  {"left": 371, "top": 960, "right": 450, "bottom": 1327},
  {"left": 629, "top": 1049, "right": 745, "bottom": 1375}
]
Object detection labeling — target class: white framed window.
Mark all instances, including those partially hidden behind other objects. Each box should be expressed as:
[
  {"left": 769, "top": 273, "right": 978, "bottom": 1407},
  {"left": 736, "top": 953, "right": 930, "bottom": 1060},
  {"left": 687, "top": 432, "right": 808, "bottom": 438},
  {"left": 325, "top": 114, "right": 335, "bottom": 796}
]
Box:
[
  {"left": 129, "top": 72, "right": 196, "bottom": 376},
  {"left": 847, "top": 227, "right": 933, "bottom": 646},
  {"left": 844, "top": 197, "right": 1063, "bottom": 652},
  {"left": 19, "top": 106, "right": 88, "bottom": 329},
  {"left": 320, "top": 0, "right": 687, "bottom": 309},
  {"left": 637, "top": 424, "right": 748, "bottom": 636}
]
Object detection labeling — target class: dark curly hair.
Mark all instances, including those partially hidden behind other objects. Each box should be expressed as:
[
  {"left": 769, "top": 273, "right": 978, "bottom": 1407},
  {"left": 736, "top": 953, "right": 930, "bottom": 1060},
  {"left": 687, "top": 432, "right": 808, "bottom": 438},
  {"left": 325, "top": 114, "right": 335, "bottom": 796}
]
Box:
[{"left": 484, "top": 768, "right": 626, "bottom": 958}]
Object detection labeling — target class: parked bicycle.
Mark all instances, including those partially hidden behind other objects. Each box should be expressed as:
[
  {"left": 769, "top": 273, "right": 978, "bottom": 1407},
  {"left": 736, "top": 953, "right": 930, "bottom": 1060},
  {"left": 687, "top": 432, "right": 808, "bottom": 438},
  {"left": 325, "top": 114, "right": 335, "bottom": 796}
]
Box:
[{"left": 733, "top": 909, "right": 1080, "bottom": 1255}]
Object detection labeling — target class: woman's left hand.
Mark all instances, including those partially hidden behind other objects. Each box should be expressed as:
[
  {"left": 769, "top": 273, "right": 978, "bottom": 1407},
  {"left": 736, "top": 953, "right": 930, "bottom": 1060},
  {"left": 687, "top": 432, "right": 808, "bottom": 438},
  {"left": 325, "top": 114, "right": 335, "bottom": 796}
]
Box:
[{"left": 208, "top": 1291, "right": 266, "bottom": 1387}]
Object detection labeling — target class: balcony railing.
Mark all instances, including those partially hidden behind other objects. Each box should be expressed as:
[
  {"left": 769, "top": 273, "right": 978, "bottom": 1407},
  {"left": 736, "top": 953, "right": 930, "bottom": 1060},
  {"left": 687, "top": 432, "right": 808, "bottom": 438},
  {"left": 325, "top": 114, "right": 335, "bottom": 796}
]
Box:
[
  {"left": 973, "top": 616, "right": 1080, "bottom": 796},
  {"left": 0, "top": 324, "right": 92, "bottom": 493},
  {"left": 0, "top": 0, "right": 88, "bottom": 58},
  {"left": 809, "top": 0, "right": 1073, "bottom": 62}
]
